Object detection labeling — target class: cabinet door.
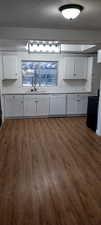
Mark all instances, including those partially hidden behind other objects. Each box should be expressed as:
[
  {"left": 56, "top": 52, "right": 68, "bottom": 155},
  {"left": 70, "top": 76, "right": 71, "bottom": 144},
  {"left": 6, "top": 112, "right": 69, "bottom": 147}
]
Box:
[
  {"left": 74, "top": 57, "right": 88, "bottom": 79},
  {"left": 5, "top": 95, "right": 24, "bottom": 117},
  {"left": 63, "top": 57, "right": 74, "bottom": 79},
  {"left": 76, "top": 95, "right": 83, "bottom": 114},
  {"left": 81, "top": 95, "right": 88, "bottom": 114},
  {"left": 67, "top": 94, "right": 88, "bottom": 115},
  {"left": 67, "top": 94, "right": 78, "bottom": 115},
  {"left": 63, "top": 56, "right": 88, "bottom": 80},
  {"left": 37, "top": 95, "right": 49, "bottom": 116},
  {"left": 3, "top": 55, "right": 17, "bottom": 80},
  {"left": 24, "top": 95, "right": 37, "bottom": 117},
  {"left": 50, "top": 95, "right": 66, "bottom": 115},
  {"left": 67, "top": 94, "right": 83, "bottom": 115}
]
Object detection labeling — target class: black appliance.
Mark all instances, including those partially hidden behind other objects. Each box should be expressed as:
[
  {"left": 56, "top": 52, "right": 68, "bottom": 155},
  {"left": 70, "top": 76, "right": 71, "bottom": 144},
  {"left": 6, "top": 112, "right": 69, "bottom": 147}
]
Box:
[{"left": 86, "top": 96, "right": 99, "bottom": 131}]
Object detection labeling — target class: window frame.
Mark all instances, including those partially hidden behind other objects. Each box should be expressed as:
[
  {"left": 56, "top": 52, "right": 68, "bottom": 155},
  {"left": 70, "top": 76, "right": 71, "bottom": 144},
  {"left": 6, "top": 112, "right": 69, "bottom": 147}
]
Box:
[{"left": 21, "top": 60, "right": 58, "bottom": 87}]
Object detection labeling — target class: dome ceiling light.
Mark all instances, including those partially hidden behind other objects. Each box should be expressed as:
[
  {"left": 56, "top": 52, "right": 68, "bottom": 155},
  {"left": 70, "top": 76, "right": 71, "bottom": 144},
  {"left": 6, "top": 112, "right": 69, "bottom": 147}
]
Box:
[{"left": 59, "top": 4, "right": 84, "bottom": 20}]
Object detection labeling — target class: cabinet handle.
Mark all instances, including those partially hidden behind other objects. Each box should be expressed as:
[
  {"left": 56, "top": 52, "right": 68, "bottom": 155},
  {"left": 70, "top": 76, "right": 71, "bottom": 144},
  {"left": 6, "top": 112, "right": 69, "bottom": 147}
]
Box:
[
  {"left": 73, "top": 73, "right": 76, "bottom": 76},
  {"left": 74, "top": 64, "right": 75, "bottom": 73}
]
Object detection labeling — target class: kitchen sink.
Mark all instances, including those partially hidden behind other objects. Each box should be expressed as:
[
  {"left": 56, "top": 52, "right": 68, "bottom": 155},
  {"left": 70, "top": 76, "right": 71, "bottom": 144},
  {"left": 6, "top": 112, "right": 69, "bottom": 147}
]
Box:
[{"left": 25, "top": 90, "right": 47, "bottom": 95}]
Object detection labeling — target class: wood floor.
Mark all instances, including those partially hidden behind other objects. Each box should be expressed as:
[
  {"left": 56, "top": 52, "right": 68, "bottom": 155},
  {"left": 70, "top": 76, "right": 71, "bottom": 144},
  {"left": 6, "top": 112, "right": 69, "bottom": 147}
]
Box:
[{"left": 0, "top": 117, "right": 101, "bottom": 225}]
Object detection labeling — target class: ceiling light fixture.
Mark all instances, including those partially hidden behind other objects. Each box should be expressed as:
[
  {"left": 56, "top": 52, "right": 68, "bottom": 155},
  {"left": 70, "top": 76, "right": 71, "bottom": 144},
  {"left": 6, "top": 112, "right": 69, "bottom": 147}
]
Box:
[
  {"left": 25, "top": 41, "right": 61, "bottom": 53},
  {"left": 59, "top": 4, "right": 84, "bottom": 20}
]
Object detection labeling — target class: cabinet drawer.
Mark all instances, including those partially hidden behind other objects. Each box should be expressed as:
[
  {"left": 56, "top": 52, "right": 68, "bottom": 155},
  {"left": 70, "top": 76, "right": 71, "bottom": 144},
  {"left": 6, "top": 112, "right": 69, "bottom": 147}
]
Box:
[{"left": 24, "top": 95, "right": 37, "bottom": 100}]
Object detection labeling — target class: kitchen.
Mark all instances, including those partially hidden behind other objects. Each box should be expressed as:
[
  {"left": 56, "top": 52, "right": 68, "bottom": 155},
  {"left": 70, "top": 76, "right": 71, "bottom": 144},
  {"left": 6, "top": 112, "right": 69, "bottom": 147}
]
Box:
[
  {"left": 0, "top": 1, "right": 101, "bottom": 224},
  {"left": 0, "top": 42, "right": 101, "bottom": 123}
]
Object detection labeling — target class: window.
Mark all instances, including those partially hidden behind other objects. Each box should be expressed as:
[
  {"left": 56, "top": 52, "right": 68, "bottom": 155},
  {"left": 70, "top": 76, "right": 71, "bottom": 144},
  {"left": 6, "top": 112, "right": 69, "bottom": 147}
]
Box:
[{"left": 22, "top": 61, "right": 58, "bottom": 87}]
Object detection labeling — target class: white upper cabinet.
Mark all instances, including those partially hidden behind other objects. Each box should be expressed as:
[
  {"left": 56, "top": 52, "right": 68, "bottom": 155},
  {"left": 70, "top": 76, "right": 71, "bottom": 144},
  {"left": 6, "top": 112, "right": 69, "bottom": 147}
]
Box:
[
  {"left": 2, "top": 55, "right": 18, "bottom": 80},
  {"left": 74, "top": 57, "right": 88, "bottom": 79},
  {"left": 63, "top": 56, "right": 88, "bottom": 80},
  {"left": 63, "top": 57, "right": 75, "bottom": 79}
]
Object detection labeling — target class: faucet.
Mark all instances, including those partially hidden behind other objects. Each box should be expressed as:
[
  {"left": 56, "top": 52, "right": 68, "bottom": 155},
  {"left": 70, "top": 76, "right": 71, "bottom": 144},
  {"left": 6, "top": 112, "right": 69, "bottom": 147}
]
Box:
[
  {"left": 33, "top": 86, "right": 37, "bottom": 92},
  {"left": 30, "top": 86, "right": 37, "bottom": 92}
]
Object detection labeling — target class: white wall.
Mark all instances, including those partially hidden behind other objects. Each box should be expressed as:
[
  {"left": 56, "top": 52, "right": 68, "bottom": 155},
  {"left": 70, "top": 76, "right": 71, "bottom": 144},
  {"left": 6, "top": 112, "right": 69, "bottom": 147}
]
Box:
[
  {"left": 96, "top": 49, "right": 101, "bottom": 63},
  {"left": 96, "top": 50, "right": 101, "bottom": 135},
  {"left": 0, "top": 55, "right": 5, "bottom": 123},
  {"left": 0, "top": 55, "right": 2, "bottom": 93},
  {"left": 96, "top": 80, "right": 101, "bottom": 136}
]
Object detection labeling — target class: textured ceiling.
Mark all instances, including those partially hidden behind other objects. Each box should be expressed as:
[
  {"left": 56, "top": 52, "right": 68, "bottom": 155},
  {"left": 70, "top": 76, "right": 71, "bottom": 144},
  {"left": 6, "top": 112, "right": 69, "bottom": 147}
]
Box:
[{"left": 0, "top": 0, "right": 101, "bottom": 30}]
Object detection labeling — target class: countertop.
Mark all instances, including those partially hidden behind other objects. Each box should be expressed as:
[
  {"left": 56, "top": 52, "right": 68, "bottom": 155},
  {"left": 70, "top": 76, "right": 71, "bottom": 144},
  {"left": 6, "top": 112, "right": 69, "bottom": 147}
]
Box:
[{"left": 2, "top": 91, "right": 92, "bottom": 95}]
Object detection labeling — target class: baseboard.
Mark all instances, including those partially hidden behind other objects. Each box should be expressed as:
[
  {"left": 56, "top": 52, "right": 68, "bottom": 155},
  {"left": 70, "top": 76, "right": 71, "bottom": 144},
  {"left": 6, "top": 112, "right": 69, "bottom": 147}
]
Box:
[{"left": 4, "top": 114, "right": 87, "bottom": 120}]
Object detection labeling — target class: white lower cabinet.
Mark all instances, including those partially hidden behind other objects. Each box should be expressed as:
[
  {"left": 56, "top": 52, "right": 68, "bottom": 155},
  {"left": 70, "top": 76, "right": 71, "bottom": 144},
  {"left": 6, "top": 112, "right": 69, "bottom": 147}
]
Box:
[
  {"left": 67, "top": 94, "right": 88, "bottom": 115},
  {"left": 67, "top": 94, "right": 78, "bottom": 115},
  {"left": 81, "top": 95, "right": 88, "bottom": 114},
  {"left": 49, "top": 95, "right": 66, "bottom": 115},
  {"left": 4, "top": 95, "right": 24, "bottom": 118},
  {"left": 24, "top": 95, "right": 49, "bottom": 117},
  {"left": 4, "top": 93, "right": 88, "bottom": 119},
  {"left": 24, "top": 95, "right": 37, "bottom": 117},
  {"left": 37, "top": 95, "right": 49, "bottom": 116}
]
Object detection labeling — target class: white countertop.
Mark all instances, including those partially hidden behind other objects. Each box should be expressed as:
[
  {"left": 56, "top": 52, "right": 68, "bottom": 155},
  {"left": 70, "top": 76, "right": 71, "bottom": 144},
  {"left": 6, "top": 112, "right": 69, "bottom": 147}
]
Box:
[{"left": 2, "top": 91, "right": 92, "bottom": 95}]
